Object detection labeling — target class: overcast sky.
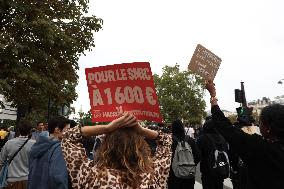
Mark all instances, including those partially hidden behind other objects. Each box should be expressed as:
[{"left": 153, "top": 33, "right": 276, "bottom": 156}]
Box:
[{"left": 73, "top": 0, "right": 284, "bottom": 115}]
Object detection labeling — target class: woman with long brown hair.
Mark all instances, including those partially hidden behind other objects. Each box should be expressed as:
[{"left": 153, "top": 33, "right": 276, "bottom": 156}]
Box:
[{"left": 62, "top": 113, "right": 172, "bottom": 189}]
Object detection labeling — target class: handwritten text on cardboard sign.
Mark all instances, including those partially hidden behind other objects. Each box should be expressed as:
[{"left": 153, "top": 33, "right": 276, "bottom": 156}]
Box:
[{"left": 188, "top": 44, "right": 222, "bottom": 80}]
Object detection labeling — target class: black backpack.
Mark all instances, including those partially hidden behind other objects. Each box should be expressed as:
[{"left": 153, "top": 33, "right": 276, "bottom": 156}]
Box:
[{"left": 207, "top": 134, "right": 230, "bottom": 179}]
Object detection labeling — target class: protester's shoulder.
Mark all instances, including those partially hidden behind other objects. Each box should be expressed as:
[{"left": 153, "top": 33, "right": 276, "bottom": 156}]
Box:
[
  {"left": 39, "top": 131, "right": 49, "bottom": 137},
  {"left": 50, "top": 141, "right": 62, "bottom": 150},
  {"left": 2, "top": 138, "right": 13, "bottom": 148},
  {"left": 28, "top": 139, "right": 36, "bottom": 145},
  {"left": 63, "top": 126, "right": 81, "bottom": 139},
  {"left": 5, "top": 137, "right": 19, "bottom": 145},
  {"left": 32, "top": 131, "right": 40, "bottom": 136},
  {"left": 197, "top": 133, "right": 212, "bottom": 142},
  {"left": 249, "top": 132, "right": 262, "bottom": 138},
  {"left": 157, "top": 130, "right": 172, "bottom": 143},
  {"left": 242, "top": 132, "right": 265, "bottom": 146},
  {"left": 246, "top": 136, "right": 284, "bottom": 161},
  {"left": 48, "top": 142, "right": 64, "bottom": 158},
  {"left": 252, "top": 135, "right": 281, "bottom": 150}
]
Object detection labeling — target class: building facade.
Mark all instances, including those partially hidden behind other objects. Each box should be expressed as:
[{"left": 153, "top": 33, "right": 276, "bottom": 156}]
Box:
[
  {"left": 0, "top": 95, "right": 17, "bottom": 121},
  {"left": 248, "top": 95, "right": 284, "bottom": 115}
]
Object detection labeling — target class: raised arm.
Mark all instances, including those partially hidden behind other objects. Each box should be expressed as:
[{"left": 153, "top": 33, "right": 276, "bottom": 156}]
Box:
[
  {"left": 81, "top": 113, "right": 138, "bottom": 137},
  {"left": 205, "top": 80, "right": 263, "bottom": 162}
]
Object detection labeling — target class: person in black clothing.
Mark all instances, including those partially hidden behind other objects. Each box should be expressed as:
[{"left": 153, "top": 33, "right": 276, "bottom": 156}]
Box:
[
  {"left": 206, "top": 80, "right": 284, "bottom": 189},
  {"left": 168, "top": 119, "right": 201, "bottom": 189},
  {"left": 229, "top": 121, "right": 258, "bottom": 189},
  {"left": 197, "top": 118, "right": 229, "bottom": 189}
]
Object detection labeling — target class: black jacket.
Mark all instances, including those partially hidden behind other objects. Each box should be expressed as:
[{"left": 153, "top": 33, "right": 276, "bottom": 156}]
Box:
[{"left": 212, "top": 105, "right": 284, "bottom": 189}]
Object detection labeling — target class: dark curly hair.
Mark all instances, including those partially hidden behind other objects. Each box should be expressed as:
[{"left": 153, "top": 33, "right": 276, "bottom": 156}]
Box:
[
  {"left": 48, "top": 116, "right": 70, "bottom": 134},
  {"left": 18, "top": 120, "right": 33, "bottom": 136},
  {"left": 171, "top": 119, "right": 185, "bottom": 140},
  {"left": 260, "top": 104, "right": 284, "bottom": 139}
]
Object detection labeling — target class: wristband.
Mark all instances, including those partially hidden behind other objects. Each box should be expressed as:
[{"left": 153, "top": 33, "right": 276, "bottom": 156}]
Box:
[{"left": 210, "top": 96, "right": 218, "bottom": 103}]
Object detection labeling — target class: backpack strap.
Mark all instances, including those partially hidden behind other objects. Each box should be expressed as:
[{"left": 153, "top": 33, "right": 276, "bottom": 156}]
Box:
[
  {"left": 173, "top": 135, "right": 188, "bottom": 148},
  {"left": 8, "top": 137, "right": 30, "bottom": 164}
]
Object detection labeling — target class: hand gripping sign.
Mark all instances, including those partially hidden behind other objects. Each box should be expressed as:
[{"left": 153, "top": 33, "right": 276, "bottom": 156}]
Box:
[{"left": 85, "top": 62, "right": 163, "bottom": 122}]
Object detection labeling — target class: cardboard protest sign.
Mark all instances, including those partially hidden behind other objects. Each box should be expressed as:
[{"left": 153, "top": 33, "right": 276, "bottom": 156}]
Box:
[
  {"left": 85, "top": 62, "right": 162, "bottom": 122},
  {"left": 188, "top": 44, "right": 222, "bottom": 80}
]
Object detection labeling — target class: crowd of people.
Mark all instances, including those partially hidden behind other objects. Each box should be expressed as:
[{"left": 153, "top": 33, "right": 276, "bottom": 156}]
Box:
[{"left": 0, "top": 80, "right": 283, "bottom": 189}]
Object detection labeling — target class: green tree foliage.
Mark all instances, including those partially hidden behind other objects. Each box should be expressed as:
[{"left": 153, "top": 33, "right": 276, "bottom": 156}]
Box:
[
  {"left": 154, "top": 64, "right": 206, "bottom": 124},
  {"left": 79, "top": 110, "right": 94, "bottom": 126},
  {"left": 0, "top": 0, "right": 103, "bottom": 120},
  {"left": 1, "top": 119, "right": 16, "bottom": 128}
]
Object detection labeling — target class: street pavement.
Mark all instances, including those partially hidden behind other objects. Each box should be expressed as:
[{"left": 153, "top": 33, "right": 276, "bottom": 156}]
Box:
[{"left": 194, "top": 164, "right": 233, "bottom": 189}]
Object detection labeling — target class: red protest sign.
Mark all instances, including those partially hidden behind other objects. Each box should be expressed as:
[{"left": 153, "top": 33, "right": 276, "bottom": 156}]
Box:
[{"left": 85, "top": 62, "right": 163, "bottom": 123}]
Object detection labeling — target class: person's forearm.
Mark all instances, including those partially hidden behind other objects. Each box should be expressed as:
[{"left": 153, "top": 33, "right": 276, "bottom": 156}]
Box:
[
  {"left": 211, "top": 99, "right": 218, "bottom": 107},
  {"left": 81, "top": 125, "right": 110, "bottom": 137},
  {"left": 210, "top": 92, "right": 218, "bottom": 107},
  {"left": 139, "top": 127, "right": 159, "bottom": 140}
]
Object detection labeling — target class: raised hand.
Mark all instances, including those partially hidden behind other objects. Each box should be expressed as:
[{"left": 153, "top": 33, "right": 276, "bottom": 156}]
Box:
[
  {"left": 205, "top": 80, "right": 216, "bottom": 97},
  {"left": 107, "top": 112, "right": 137, "bottom": 132}
]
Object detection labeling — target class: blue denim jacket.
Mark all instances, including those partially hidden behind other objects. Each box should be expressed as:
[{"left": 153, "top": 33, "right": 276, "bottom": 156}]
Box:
[{"left": 28, "top": 136, "right": 68, "bottom": 189}]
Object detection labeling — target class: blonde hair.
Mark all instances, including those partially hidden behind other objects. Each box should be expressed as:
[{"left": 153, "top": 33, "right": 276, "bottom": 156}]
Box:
[
  {"left": 241, "top": 126, "right": 260, "bottom": 135},
  {"left": 95, "top": 127, "right": 154, "bottom": 187}
]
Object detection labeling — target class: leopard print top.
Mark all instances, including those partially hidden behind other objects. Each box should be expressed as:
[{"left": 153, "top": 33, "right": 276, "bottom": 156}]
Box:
[{"left": 62, "top": 127, "right": 172, "bottom": 189}]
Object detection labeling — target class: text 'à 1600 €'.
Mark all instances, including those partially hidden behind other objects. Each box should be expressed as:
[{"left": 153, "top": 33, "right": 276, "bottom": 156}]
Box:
[{"left": 91, "top": 86, "right": 157, "bottom": 106}]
